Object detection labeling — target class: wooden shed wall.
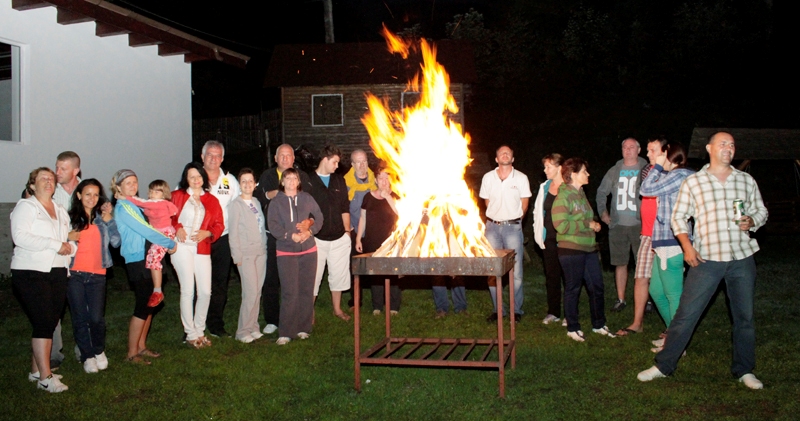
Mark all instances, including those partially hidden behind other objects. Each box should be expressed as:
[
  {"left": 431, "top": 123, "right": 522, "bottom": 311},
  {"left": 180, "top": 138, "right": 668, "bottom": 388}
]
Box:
[{"left": 280, "top": 83, "right": 466, "bottom": 162}]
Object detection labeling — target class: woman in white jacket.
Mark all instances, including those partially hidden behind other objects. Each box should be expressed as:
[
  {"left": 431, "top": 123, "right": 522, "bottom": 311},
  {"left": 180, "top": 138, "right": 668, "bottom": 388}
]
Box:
[
  {"left": 532, "top": 154, "right": 566, "bottom": 325},
  {"left": 11, "top": 168, "right": 76, "bottom": 393},
  {"left": 228, "top": 168, "right": 268, "bottom": 343}
]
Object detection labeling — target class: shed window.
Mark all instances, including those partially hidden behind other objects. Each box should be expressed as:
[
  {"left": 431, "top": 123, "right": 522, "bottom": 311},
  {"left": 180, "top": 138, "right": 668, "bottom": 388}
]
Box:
[
  {"left": 312, "top": 94, "right": 343, "bottom": 127},
  {"left": 0, "top": 40, "right": 21, "bottom": 142}
]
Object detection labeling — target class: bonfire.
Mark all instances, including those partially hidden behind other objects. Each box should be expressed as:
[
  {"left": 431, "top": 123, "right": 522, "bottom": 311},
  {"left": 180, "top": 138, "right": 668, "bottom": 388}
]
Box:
[{"left": 362, "top": 27, "right": 496, "bottom": 258}]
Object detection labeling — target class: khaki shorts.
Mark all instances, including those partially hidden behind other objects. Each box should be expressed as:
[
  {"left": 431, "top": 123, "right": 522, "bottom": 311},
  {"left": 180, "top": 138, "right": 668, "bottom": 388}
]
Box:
[
  {"left": 634, "top": 235, "right": 654, "bottom": 278},
  {"left": 609, "top": 225, "right": 641, "bottom": 266}
]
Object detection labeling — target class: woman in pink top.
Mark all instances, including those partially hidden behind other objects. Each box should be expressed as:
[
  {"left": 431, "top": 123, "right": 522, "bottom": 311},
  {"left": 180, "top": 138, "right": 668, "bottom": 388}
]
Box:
[
  {"left": 126, "top": 180, "right": 178, "bottom": 307},
  {"left": 67, "top": 179, "right": 120, "bottom": 374}
]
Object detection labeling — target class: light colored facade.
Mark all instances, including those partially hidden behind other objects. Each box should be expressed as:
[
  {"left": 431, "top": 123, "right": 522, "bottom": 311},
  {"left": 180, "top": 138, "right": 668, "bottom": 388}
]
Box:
[{"left": 0, "top": 0, "right": 238, "bottom": 272}]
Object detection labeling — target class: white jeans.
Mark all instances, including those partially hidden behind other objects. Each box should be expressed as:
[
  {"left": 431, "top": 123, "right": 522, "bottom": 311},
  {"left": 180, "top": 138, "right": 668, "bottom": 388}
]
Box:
[
  {"left": 313, "top": 233, "right": 352, "bottom": 295},
  {"left": 173, "top": 243, "right": 212, "bottom": 341}
]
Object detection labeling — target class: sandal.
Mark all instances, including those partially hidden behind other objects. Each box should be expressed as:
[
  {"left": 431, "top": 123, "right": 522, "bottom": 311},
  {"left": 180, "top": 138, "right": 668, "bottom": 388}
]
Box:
[
  {"left": 615, "top": 327, "right": 642, "bottom": 337},
  {"left": 125, "top": 355, "right": 151, "bottom": 365},
  {"left": 138, "top": 349, "right": 161, "bottom": 358},
  {"left": 199, "top": 336, "right": 212, "bottom": 347},
  {"left": 334, "top": 311, "right": 351, "bottom": 322},
  {"left": 187, "top": 338, "right": 204, "bottom": 349}
]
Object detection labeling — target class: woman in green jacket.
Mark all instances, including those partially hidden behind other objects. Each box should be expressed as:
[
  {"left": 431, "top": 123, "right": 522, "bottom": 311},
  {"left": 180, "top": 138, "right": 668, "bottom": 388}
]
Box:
[{"left": 552, "top": 158, "right": 615, "bottom": 342}]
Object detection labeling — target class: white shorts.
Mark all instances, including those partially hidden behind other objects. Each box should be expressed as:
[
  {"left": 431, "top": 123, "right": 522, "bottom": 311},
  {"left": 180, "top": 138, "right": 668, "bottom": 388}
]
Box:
[{"left": 313, "top": 233, "right": 352, "bottom": 295}]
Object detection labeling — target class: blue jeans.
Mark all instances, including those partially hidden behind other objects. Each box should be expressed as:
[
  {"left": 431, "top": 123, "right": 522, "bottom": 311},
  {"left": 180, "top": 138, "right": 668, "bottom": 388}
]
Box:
[
  {"left": 67, "top": 271, "right": 107, "bottom": 362},
  {"left": 432, "top": 277, "right": 467, "bottom": 313},
  {"left": 485, "top": 222, "right": 524, "bottom": 315},
  {"left": 655, "top": 256, "right": 756, "bottom": 378},
  {"left": 559, "top": 251, "right": 606, "bottom": 331}
]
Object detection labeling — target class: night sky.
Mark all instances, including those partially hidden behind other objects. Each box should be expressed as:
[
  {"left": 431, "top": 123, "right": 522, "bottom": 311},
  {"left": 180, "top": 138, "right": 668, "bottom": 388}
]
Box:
[{"left": 113, "top": 0, "right": 798, "bottom": 188}]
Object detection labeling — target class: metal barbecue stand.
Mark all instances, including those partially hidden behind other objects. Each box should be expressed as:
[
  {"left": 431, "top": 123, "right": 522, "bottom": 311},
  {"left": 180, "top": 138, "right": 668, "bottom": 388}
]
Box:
[{"left": 351, "top": 249, "right": 516, "bottom": 398}]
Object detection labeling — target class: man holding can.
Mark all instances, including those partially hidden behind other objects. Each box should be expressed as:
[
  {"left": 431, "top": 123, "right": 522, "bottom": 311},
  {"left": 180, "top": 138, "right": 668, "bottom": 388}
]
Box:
[{"left": 638, "top": 131, "right": 768, "bottom": 389}]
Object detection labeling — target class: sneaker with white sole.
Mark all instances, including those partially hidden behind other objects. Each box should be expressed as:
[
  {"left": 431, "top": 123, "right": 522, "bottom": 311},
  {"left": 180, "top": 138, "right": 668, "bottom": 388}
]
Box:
[
  {"left": 562, "top": 318, "right": 568, "bottom": 327},
  {"left": 38, "top": 374, "right": 68, "bottom": 393},
  {"left": 276, "top": 337, "right": 291, "bottom": 345},
  {"left": 739, "top": 373, "right": 763, "bottom": 389},
  {"left": 28, "top": 372, "right": 63, "bottom": 382},
  {"left": 542, "top": 314, "right": 560, "bottom": 325},
  {"left": 567, "top": 330, "right": 585, "bottom": 342},
  {"left": 297, "top": 332, "right": 309, "bottom": 340},
  {"left": 95, "top": 352, "right": 109, "bottom": 370},
  {"left": 250, "top": 331, "right": 264, "bottom": 340},
  {"left": 651, "top": 338, "right": 665, "bottom": 347},
  {"left": 638, "top": 366, "right": 666, "bottom": 382},
  {"left": 592, "top": 326, "right": 616, "bottom": 338},
  {"left": 263, "top": 324, "right": 278, "bottom": 335},
  {"left": 238, "top": 335, "right": 255, "bottom": 344},
  {"left": 83, "top": 357, "right": 99, "bottom": 374},
  {"left": 373, "top": 309, "right": 381, "bottom": 316},
  {"left": 611, "top": 299, "right": 627, "bottom": 312}
]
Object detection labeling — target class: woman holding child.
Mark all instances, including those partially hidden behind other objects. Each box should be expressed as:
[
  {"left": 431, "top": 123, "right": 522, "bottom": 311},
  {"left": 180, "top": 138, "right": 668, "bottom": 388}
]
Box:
[{"left": 112, "top": 169, "right": 177, "bottom": 365}]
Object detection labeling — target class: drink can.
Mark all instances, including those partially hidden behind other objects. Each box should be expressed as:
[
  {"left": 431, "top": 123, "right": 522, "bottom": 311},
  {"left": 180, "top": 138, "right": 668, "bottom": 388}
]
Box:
[{"left": 733, "top": 199, "right": 745, "bottom": 222}]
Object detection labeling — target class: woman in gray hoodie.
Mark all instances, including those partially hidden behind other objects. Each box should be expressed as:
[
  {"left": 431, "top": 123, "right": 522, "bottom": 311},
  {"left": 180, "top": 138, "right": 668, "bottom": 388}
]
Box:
[{"left": 267, "top": 168, "right": 323, "bottom": 345}]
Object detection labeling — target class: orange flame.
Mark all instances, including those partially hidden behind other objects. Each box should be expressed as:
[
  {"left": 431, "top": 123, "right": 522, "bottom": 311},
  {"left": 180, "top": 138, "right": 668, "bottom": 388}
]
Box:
[{"left": 362, "top": 27, "right": 495, "bottom": 258}]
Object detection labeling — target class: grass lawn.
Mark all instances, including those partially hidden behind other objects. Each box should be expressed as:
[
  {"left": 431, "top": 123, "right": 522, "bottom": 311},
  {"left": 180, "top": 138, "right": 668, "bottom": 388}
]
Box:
[{"left": 1, "top": 235, "right": 798, "bottom": 420}]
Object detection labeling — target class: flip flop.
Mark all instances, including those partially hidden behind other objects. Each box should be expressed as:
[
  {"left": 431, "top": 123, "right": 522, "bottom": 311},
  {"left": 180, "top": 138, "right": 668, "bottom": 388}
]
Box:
[
  {"left": 138, "top": 349, "right": 161, "bottom": 358},
  {"left": 334, "top": 311, "right": 351, "bottom": 322},
  {"left": 615, "top": 328, "right": 642, "bottom": 336},
  {"left": 125, "top": 355, "right": 151, "bottom": 365}
]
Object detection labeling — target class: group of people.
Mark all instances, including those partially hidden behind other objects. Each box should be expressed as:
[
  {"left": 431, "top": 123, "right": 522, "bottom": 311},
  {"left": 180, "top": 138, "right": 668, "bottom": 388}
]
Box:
[
  {"left": 10, "top": 141, "right": 407, "bottom": 393},
  {"left": 527, "top": 131, "right": 767, "bottom": 389},
  {"left": 11, "top": 131, "right": 768, "bottom": 393}
]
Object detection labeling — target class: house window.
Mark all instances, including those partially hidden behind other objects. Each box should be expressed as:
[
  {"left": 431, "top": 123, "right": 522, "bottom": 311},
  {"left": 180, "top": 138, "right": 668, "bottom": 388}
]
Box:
[
  {"left": 311, "top": 94, "right": 343, "bottom": 127},
  {"left": 401, "top": 91, "right": 421, "bottom": 110},
  {"left": 0, "top": 40, "right": 21, "bottom": 142}
]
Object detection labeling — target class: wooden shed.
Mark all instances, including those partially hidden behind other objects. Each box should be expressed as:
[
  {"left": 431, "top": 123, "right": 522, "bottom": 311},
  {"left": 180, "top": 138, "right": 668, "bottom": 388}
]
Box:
[
  {"left": 263, "top": 40, "right": 478, "bottom": 163},
  {"left": 689, "top": 128, "right": 800, "bottom": 232}
]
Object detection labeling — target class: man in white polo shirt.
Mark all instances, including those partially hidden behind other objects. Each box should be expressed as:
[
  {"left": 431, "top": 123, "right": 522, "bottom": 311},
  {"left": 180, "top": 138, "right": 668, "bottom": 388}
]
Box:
[
  {"left": 479, "top": 145, "right": 532, "bottom": 323},
  {"left": 201, "top": 141, "right": 241, "bottom": 338}
]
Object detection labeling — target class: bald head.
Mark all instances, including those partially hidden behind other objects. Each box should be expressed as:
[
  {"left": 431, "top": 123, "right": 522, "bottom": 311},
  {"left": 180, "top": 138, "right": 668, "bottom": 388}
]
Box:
[
  {"left": 351, "top": 149, "right": 369, "bottom": 178},
  {"left": 275, "top": 144, "right": 295, "bottom": 171}
]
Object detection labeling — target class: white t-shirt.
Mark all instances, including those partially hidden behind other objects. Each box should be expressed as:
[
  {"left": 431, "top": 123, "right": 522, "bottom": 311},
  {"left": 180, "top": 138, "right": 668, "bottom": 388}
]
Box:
[
  {"left": 207, "top": 171, "right": 240, "bottom": 236},
  {"left": 479, "top": 167, "right": 532, "bottom": 221}
]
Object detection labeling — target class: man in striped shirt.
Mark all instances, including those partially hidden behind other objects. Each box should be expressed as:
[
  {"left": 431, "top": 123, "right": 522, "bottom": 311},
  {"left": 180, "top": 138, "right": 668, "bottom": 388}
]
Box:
[{"left": 638, "top": 131, "right": 768, "bottom": 389}]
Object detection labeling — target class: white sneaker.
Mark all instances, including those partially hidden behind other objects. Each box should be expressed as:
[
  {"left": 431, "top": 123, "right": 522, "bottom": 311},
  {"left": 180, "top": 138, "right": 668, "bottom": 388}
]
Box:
[
  {"left": 373, "top": 309, "right": 381, "bottom": 316},
  {"left": 592, "top": 326, "right": 616, "bottom": 338},
  {"left": 651, "top": 338, "right": 665, "bottom": 347},
  {"left": 250, "top": 331, "right": 264, "bottom": 340},
  {"left": 83, "top": 357, "right": 99, "bottom": 374},
  {"left": 561, "top": 318, "right": 568, "bottom": 327},
  {"left": 95, "top": 352, "right": 109, "bottom": 370},
  {"left": 297, "top": 332, "right": 310, "bottom": 340},
  {"left": 739, "top": 373, "right": 763, "bottom": 389},
  {"left": 567, "top": 330, "right": 585, "bottom": 342},
  {"left": 542, "top": 314, "right": 560, "bottom": 325},
  {"left": 276, "top": 337, "right": 291, "bottom": 345},
  {"left": 38, "top": 374, "right": 69, "bottom": 393},
  {"left": 238, "top": 335, "right": 255, "bottom": 344},
  {"left": 28, "top": 372, "right": 62, "bottom": 382},
  {"left": 263, "top": 324, "right": 278, "bottom": 334},
  {"left": 638, "top": 366, "right": 666, "bottom": 382}
]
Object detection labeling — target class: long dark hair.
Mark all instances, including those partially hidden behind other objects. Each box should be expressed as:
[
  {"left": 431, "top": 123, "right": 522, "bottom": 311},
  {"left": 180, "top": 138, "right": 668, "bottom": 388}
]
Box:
[
  {"left": 178, "top": 162, "right": 210, "bottom": 191},
  {"left": 69, "top": 178, "right": 108, "bottom": 231}
]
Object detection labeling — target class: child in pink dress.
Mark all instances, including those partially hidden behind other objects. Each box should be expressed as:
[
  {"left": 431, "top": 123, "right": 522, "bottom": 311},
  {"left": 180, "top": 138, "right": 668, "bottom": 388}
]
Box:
[{"left": 127, "top": 180, "right": 179, "bottom": 307}]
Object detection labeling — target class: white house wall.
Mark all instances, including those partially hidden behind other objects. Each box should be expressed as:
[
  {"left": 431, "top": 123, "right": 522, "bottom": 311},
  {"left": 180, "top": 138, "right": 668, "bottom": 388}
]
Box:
[{"left": 0, "top": 1, "right": 192, "bottom": 203}]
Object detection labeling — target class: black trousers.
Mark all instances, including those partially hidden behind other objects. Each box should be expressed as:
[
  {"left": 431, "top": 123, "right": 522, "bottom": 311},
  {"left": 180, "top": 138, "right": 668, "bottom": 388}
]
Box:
[
  {"left": 261, "top": 233, "right": 280, "bottom": 326},
  {"left": 206, "top": 235, "right": 232, "bottom": 332}
]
